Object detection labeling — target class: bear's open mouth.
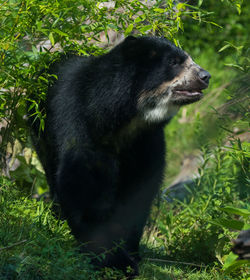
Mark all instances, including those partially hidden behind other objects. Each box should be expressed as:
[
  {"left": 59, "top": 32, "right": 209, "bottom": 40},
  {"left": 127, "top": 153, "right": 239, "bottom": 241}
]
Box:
[
  {"left": 172, "top": 89, "right": 203, "bottom": 104},
  {"left": 171, "top": 74, "right": 209, "bottom": 105}
]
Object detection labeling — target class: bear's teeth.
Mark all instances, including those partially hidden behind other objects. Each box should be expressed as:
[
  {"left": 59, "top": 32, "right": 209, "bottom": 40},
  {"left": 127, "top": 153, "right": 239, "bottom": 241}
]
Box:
[
  {"left": 175, "top": 90, "right": 202, "bottom": 96},
  {"left": 187, "top": 91, "right": 201, "bottom": 96}
]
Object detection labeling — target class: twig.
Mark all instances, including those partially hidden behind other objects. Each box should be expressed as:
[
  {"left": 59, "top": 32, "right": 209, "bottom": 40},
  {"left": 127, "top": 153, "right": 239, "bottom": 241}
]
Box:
[
  {"left": 0, "top": 239, "right": 28, "bottom": 252},
  {"left": 145, "top": 257, "right": 205, "bottom": 268}
]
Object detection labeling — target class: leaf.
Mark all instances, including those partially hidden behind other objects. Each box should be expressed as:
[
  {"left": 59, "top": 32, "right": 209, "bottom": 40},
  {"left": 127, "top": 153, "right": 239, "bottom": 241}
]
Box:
[
  {"left": 134, "top": 15, "right": 145, "bottom": 23},
  {"left": 236, "top": 4, "right": 241, "bottom": 15},
  {"left": 40, "top": 118, "right": 45, "bottom": 131},
  {"left": 32, "top": 45, "right": 38, "bottom": 54},
  {"left": 139, "top": 25, "right": 152, "bottom": 33},
  {"left": 177, "top": 3, "right": 186, "bottom": 10},
  {"left": 243, "top": 224, "right": 250, "bottom": 230},
  {"left": 38, "top": 76, "right": 48, "bottom": 83},
  {"left": 220, "top": 207, "right": 250, "bottom": 217},
  {"left": 153, "top": 8, "right": 165, "bottom": 13},
  {"left": 218, "top": 44, "right": 230, "bottom": 52},
  {"left": 53, "top": 28, "right": 68, "bottom": 37},
  {"left": 223, "top": 252, "right": 238, "bottom": 268},
  {"left": 223, "top": 252, "right": 250, "bottom": 273},
  {"left": 176, "top": 17, "right": 184, "bottom": 31},
  {"left": 49, "top": 32, "right": 55, "bottom": 46},
  {"left": 125, "top": 24, "right": 133, "bottom": 36},
  {"left": 210, "top": 218, "right": 244, "bottom": 230},
  {"left": 205, "top": 21, "right": 223, "bottom": 28},
  {"left": 224, "top": 63, "right": 244, "bottom": 71}
]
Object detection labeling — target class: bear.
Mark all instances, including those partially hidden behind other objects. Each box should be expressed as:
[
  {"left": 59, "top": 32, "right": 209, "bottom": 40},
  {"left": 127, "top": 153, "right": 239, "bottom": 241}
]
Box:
[{"left": 30, "top": 36, "right": 211, "bottom": 277}]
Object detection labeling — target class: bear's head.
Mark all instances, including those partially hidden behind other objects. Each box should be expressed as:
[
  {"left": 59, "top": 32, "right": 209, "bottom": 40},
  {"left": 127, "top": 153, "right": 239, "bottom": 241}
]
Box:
[{"left": 120, "top": 36, "right": 211, "bottom": 123}]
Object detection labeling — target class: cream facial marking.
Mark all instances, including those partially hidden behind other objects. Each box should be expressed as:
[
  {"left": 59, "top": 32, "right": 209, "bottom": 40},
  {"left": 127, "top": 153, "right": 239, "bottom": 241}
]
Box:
[
  {"left": 143, "top": 102, "right": 180, "bottom": 123},
  {"left": 143, "top": 91, "right": 173, "bottom": 122},
  {"left": 139, "top": 89, "right": 180, "bottom": 123}
]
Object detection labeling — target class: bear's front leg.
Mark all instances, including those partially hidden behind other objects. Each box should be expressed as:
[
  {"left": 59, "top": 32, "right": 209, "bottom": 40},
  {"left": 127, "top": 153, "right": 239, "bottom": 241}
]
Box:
[{"left": 54, "top": 149, "right": 138, "bottom": 276}]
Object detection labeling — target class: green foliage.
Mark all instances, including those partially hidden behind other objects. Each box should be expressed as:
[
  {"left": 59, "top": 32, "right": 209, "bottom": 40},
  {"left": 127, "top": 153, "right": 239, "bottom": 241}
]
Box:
[
  {"left": 137, "top": 262, "right": 227, "bottom": 280},
  {"left": 216, "top": 206, "right": 250, "bottom": 275},
  {"left": 0, "top": 176, "right": 233, "bottom": 280},
  {"left": 179, "top": 0, "right": 249, "bottom": 57},
  {"left": 0, "top": 177, "right": 84, "bottom": 279},
  {"left": 147, "top": 138, "right": 249, "bottom": 278},
  {"left": 0, "top": 177, "right": 130, "bottom": 280},
  {"left": 223, "top": 253, "right": 249, "bottom": 275}
]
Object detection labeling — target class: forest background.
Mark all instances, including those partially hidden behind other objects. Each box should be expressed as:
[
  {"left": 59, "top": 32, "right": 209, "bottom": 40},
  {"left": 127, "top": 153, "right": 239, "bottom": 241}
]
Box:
[{"left": 0, "top": 0, "right": 249, "bottom": 279}]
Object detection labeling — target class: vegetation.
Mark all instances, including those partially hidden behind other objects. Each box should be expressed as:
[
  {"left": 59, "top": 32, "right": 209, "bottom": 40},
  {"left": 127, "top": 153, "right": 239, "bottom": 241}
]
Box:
[{"left": 0, "top": 0, "right": 249, "bottom": 279}]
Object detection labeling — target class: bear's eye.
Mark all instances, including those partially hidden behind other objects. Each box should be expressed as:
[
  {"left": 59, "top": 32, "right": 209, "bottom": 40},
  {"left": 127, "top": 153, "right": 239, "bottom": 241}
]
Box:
[{"left": 169, "top": 57, "right": 181, "bottom": 66}]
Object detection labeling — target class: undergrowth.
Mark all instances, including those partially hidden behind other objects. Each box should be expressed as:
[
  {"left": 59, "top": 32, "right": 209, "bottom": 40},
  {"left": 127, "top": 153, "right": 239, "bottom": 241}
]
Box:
[{"left": 0, "top": 179, "right": 234, "bottom": 280}]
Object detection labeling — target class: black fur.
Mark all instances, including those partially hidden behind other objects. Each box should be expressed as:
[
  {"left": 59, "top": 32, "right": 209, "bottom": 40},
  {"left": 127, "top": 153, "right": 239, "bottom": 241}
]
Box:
[{"left": 32, "top": 36, "right": 192, "bottom": 276}]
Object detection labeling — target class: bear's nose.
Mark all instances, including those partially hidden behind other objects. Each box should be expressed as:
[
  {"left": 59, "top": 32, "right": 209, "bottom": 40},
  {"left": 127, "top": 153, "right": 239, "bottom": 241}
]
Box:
[{"left": 198, "top": 69, "right": 211, "bottom": 85}]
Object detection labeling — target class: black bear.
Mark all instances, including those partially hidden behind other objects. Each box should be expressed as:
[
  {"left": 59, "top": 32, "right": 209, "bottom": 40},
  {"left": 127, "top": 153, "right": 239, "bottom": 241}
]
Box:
[{"left": 31, "top": 36, "right": 210, "bottom": 276}]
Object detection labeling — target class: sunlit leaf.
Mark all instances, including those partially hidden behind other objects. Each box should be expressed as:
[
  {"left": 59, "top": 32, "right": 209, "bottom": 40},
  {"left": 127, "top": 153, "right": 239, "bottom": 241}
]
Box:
[
  {"left": 125, "top": 24, "right": 133, "bottom": 35},
  {"left": 49, "top": 32, "right": 55, "bottom": 46},
  {"left": 220, "top": 207, "right": 250, "bottom": 217},
  {"left": 218, "top": 44, "right": 230, "bottom": 52}
]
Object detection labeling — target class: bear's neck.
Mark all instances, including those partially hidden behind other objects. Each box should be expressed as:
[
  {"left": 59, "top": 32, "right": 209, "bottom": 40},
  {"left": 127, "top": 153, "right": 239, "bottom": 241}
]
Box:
[{"left": 100, "top": 116, "right": 165, "bottom": 154}]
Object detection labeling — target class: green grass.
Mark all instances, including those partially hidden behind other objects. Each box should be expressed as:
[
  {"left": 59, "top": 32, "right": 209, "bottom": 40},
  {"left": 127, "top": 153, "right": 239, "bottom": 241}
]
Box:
[
  {"left": 0, "top": 179, "right": 91, "bottom": 280},
  {"left": 138, "top": 263, "right": 227, "bottom": 280},
  {"left": 0, "top": 177, "right": 239, "bottom": 280}
]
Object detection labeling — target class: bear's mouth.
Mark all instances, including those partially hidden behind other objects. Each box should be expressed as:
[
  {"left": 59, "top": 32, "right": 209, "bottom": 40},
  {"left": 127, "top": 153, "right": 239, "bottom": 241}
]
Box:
[
  {"left": 171, "top": 89, "right": 203, "bottom": 105},
  {"left": 170, "top": 70, "right": 210, "bottom": 105},
  {"left": 175, "top": 90, "right": 203, "bottom": 98}
]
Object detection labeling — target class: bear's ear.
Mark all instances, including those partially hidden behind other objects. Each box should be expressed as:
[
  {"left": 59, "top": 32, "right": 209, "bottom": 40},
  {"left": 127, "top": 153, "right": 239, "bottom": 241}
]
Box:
[
  {"left": 122, "top": 36, "right": 139, "bottom": 59},
  {"left": 122, "top": 36, "right": 156, "bottom": 62},
  {"left": 125, "top": 36, "right": 137, "bottom": 42}
]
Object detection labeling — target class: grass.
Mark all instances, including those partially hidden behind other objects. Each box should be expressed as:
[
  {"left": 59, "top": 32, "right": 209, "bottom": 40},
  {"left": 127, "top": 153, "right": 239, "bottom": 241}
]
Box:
[
  {"left": 138, "top": 263, "right": 227, "bottom": 280},
  {"left": 0, "top": 178, "right": 239, "bottom": 280}
]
